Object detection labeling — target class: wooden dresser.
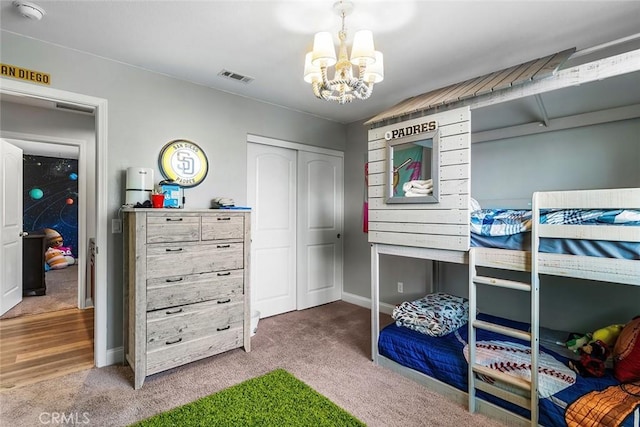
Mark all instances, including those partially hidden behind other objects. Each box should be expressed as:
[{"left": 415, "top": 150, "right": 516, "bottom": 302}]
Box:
[{"left": 123, "top": 209, "right": 251, "bottom": 389}]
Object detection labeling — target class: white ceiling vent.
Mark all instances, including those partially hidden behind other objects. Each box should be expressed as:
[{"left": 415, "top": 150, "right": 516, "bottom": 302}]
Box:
[{"left": 217, "top": 69, "right": 254, "bottom": 84}]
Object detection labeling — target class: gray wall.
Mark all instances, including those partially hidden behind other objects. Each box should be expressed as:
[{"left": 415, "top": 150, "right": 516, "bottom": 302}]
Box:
[
  {"left": 345, "top": 116, "right": 640, "bottom": 332},
  {"left": 472, "top": 119, "right": 640, "bottom": 204},
  {"left": 1, "top": 32, "right": 346, "bottom": 353}
]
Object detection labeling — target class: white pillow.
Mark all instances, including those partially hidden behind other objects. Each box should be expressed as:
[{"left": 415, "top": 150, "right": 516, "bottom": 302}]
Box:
[{"left": 470, "top": 197, "right": 482, "bottom": 212}]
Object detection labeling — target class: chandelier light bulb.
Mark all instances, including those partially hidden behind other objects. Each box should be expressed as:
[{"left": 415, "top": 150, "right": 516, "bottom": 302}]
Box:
[
  {"left": 364, "top": 51, "right": 384, "bottom": 83},
  {"left": 311, "top": 32, "right": 337, "bottom": 67},
  {"left": 304, "top": 52, "right": 322, "bottom": 83},
  {"left": 350, "top": 30, "right": 376, "bottom": 66}
]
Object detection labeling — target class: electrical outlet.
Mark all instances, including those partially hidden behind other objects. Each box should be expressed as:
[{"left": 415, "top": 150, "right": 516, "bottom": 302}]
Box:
[
  {"left": 397, "top": 281, "right": 404, "bottom": 293},
  {"left": 112, "top": 218, "right": 122, "bottom": 234}
]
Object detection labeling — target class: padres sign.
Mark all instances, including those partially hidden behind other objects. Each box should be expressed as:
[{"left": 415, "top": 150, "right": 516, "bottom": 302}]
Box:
[{"left": 158, "top": 139, "right": 209, "bottom": 187}]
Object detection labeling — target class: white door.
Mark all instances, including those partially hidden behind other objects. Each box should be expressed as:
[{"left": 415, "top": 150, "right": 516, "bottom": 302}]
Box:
[
  {"left": 297, "top": 151, "right": 343, "bottom": 310},
  {"left": 247, "top": 143, "right": 297, "bottom": 318},
  {"left": 1, "top": 139, "right": 23, "bottom": 315}
]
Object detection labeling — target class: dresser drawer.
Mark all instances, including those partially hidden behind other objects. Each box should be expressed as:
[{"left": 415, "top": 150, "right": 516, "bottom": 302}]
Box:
[
  {"left": 202, "top": 214, "right": 244, "bottom": 241},
  {"left": 146, "top": 270, "right": 243, "bottom": 311},
  {"left": 147, "top": 214, "right": 200, "bottom": 243},
  {"left": 146, "top": 297, "right": 243, "bottom": 352},
  {"left": 146, "top": 242, "right": 243, "bottom": 278},
  {"left": 146, "top": 326, "right": 243, "bottom": 376}
]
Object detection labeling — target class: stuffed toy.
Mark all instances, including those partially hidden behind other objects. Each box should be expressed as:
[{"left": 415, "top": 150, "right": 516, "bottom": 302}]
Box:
[
  {"left": 43, "top": 228, "right": 75, "bottom": 269},
  {"left": 58, "top": 246, "right": 76, "bottom": 265},
  {"left": 568, "top": 339, "right": 611, "bottom": 377},
  {"left": 566, "top": 333, "right": 592, "bottom": 353},
  {"left": 45, "top": 247, "right": 68, "bottom": 270},
  {"left": 592, "top": 324, "right": 624, "bottom": 348}
]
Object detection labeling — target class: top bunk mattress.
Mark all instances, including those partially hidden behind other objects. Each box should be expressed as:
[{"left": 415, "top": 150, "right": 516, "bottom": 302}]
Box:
[{"left": 470, "top": 208, "right": 640, "bottom": 260}]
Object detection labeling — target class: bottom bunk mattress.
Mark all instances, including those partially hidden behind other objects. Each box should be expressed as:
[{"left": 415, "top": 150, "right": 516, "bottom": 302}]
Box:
[{"left": 378, "top": 313, "right": 639, "bottom": 427}]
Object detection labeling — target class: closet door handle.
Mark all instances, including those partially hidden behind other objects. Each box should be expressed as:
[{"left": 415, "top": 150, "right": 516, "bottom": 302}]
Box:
[
  {"left": 217, "top": 272, "right": 231, "bottom": 276},
  {"left": 217, "top": 244, "right": 231, "bottom": 249},
  {"left": 165, "top": 277, "right": 184, "bottom": 283},
  {"left": 337, "top": 233, "right": 341, "bottom": 239},
  {"left": 165, "top": 248, "right": 183, "bottom": 252},
  {"left": 216, "top": 325, "right": 231, "bottom": 332},
  {"left": 217, "top": 299, "right": 231, "bottom": 304},
  {"left": 165, "top": 338, "right": 182, "bottom": 345},
  {"left": 217, "top": 217, "right": 231, "bottom": 221},
  {"left": 166, "top": 218, "right": 183, "bottom": 222},
  {"left": 165, "top": 308, "right": 183, "bottom": 315}
]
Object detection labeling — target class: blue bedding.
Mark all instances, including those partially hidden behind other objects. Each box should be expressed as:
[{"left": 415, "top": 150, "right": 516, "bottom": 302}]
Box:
[
  {"left": 469, "top": 208, "right": 640, "bottom": 260},
  {"left": 378, "top": 313, "right": 637, "bottom": 427},
  {"left": 470, "top": 233, "right": 640, "bottom": 260},
  {"left": 470, "top": 209, "right": 640, "bottom": 237}
]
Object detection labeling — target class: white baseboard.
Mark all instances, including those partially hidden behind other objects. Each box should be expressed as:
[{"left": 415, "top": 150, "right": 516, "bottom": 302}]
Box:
[
  {"left": 341, "top": 292, "right": 395, "bottom": 315},
  {"left": 106, "top": 346, "right": 124, "bottom": 366}
]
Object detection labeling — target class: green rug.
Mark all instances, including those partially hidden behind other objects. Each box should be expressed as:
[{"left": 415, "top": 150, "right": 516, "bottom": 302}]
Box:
[{"left": 132, "top": 369, "right": 366, "bottom": 426}]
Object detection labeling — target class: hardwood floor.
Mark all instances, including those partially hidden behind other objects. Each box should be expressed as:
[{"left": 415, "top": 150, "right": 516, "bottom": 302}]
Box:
[{"left": 0, "top": 308, "right": 94, "bottom": 390}]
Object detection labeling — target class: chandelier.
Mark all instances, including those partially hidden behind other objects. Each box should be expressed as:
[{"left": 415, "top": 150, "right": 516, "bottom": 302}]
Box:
[{"left": 303, "top": 1, "right": 384, "bottom": 104}]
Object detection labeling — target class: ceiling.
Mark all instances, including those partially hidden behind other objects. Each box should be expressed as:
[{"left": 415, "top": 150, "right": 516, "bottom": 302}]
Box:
[{"left": 1, "top": 1, "right": 640, "bottom": 124}]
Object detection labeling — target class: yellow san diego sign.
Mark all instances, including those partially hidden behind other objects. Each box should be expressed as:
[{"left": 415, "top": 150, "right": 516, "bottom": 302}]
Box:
[
  {"left": 1, "top": 63, "right": 50, "bottom": 85},
  {"left": 158, "top": 139, "right": 209, "bottom": 187}
]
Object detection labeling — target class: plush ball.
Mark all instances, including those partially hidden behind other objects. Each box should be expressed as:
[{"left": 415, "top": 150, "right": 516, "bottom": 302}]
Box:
[{"left": 613, "top": 316, "right": 640, "bottom": 383}]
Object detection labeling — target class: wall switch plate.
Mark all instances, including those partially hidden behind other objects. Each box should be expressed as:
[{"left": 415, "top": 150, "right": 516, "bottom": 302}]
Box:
[
  {"left": 112, "top": 218, "right": 122, "bottom": 234},
  {"left": 397, "top": 281, "right": 403, "bottom": 293}
]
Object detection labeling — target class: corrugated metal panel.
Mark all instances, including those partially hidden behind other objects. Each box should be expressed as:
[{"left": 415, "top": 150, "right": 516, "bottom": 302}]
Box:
[{"left": 365, "top": 48, "right": 575, "bottom": 125}]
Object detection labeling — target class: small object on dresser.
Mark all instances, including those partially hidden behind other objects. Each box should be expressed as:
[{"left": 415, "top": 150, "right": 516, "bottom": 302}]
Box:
[{"left": 211, "top": 197, "right": 235, "bottom": 209}]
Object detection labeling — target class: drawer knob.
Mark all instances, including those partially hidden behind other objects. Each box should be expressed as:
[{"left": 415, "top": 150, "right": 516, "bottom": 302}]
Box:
[
  {"left": 166, "top": 218, "right": 183, "bottom": 222},
  {"left": 165, "top": 308, "right": 184, "bottom": 315},
  {"left": 165, "top": 277, "right": 184, "bottom": 283},
  {"left": 217, "top": 299, "right": 231, "bottom": 304},
  {"left": 217, "top": 325, "right": 231, "bottom": 332},
  {"left": 217, "top": 272, "right": 231, "bottom": 277},
  {"left": 165, "top": 248, "right": 183, "bottom": 252},
  {"left": 165, "top": 337, "right": 183, "bottom": 345},
  {"left": 217, "top": 217, "right": 231, "bottom": 221},
  {"left": 217, "top": 244, "right": 231, "bottom": 249}
]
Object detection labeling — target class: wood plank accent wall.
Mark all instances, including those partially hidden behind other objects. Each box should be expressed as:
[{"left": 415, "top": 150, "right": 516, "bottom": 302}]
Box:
[{"left": 367, "top": 107, "right": 471, "bottom": 251}]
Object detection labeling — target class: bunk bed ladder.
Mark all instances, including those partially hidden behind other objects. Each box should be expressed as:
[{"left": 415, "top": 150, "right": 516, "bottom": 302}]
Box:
[{"left": 468, "top": 247, "right": 540, "bottom": 426}]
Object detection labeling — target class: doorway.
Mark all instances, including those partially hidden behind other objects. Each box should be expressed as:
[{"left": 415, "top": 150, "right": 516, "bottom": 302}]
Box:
[
  {"left": 0, "top": 144, "right": 85, "bottom": 320},
  {"left": 247, "top": 134, "right": 344, "bottom": 319},
  {"left": 0, "top": 78, "right": 108, "bottom": 368}
]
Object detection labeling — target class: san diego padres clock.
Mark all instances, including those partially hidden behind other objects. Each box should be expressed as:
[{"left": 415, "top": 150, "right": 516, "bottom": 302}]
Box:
[{"left": 158, "top": 139, "right": 209, "bottom": 187}]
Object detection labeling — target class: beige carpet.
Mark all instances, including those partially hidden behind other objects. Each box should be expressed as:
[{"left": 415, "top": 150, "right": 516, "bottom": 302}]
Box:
[
  {"left": 1, "top": 265, "right": 78, "bottom": 320},
  {"left": 0, "top": 301, "right": 506, "bottom": 427}
]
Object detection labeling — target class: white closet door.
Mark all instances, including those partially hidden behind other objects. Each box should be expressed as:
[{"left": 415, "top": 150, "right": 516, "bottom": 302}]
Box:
[
  {"left": 247, "top": 143, "right": 297, "bottom": 318},
  {"left": 297, "top": 151, "right": 343, "bottom": 310},
  {"left": 1, "top": 139, "right": 23, "bottom": 315}
]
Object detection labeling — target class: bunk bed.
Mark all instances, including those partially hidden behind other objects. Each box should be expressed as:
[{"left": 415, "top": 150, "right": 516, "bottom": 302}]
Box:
[
  {"left": 372, "top": 189, "right": 640, "bottom": 426},
  {"left": 367, "top": 40, "right": 640, "bottom": 427}
]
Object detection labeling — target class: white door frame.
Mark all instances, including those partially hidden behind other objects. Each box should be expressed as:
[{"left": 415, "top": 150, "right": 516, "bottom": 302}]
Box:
[
  {"left": 2, "top": 133, "right": 89, "bottom": 309},
  {"left": 1, "top": 78, "right": 109, "bottom": 368}
]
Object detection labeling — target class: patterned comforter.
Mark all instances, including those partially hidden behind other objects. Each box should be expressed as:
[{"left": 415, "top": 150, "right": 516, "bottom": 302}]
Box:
[{"left": 471, "top": 209, "right": 640, "bottom": 237}]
